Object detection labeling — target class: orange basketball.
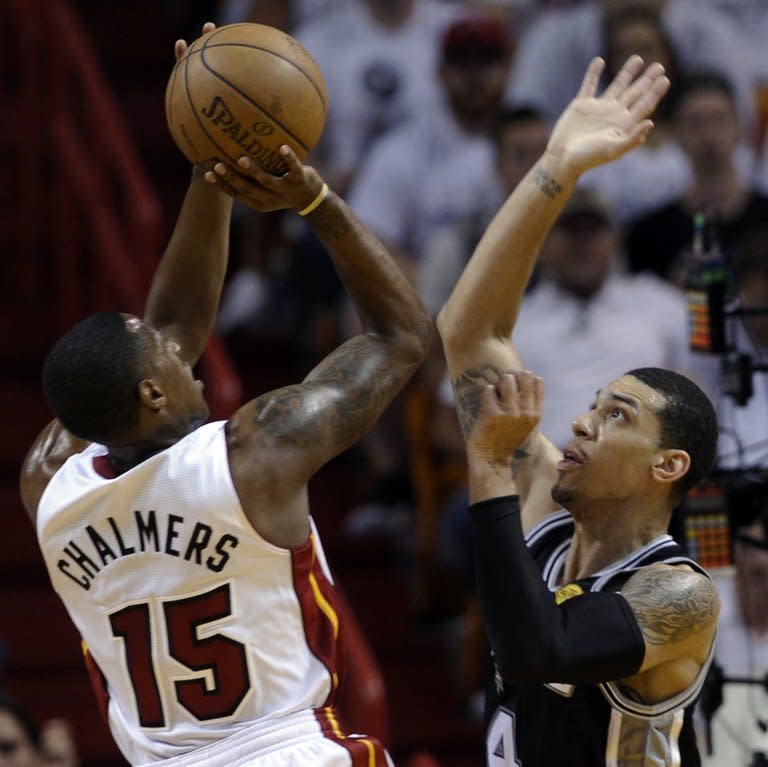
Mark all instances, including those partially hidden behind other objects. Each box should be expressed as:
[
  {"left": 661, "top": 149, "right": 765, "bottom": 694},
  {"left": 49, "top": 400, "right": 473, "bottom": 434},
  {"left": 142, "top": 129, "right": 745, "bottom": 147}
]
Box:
[{"left": 165, "top": 24, "right": 327, "bottom": 174}]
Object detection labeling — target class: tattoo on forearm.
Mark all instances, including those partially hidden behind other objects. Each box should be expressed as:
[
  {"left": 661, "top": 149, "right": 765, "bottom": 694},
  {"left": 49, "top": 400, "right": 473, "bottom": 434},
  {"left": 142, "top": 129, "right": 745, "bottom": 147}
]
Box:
[
  {"left": 307, "top": 193, "right": 351, "bottom": 238},
  {"left": 623, "top": 568, "right": 718, "bottom": 647},
  {"left": 534, "top": 167, "right": 562, "bottom": 199},
  {"left": 252, "top": 335, "right": 407, "bottom": 449},
  {"left": 453, "top": 366, "right": 503, "bottom": 438}
]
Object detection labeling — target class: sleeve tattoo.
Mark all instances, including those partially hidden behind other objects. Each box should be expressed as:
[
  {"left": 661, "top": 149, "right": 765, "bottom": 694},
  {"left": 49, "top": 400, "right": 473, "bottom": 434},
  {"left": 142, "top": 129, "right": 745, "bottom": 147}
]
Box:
[
  {"left": 622, "top": 567, "right": 719, "bottom": 647},
  {"left": 453, "top": 366, "right": 503, "bottom": 438}
]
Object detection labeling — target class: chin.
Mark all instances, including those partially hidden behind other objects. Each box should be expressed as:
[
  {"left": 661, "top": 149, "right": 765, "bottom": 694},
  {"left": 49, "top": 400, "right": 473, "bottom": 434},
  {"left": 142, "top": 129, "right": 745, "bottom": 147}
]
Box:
[{"left": 551, "top": 481, "right": 573, "bottom": 509}]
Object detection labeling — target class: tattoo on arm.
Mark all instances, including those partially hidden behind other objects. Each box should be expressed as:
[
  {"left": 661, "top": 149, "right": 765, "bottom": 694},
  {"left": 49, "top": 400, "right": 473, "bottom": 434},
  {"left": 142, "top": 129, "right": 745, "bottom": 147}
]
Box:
[
  {"left": 252, "top": 335, "right": 403, "bottom": 450},
  {"left": 453, "top": 366, "right": 503, "bottom": 438},
  {"left": 534, "top": 167, "right": 563, "bottom": 200},
  {"left": 622, "top": 568, "right": 718, "bottom": 647}
]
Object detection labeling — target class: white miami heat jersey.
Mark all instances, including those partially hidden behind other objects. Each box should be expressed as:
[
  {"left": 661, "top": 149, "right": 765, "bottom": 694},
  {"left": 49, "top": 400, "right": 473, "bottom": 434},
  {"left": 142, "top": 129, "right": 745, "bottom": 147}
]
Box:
[{"left": 36, "top": 421, "right": 378, "bottom": 766}]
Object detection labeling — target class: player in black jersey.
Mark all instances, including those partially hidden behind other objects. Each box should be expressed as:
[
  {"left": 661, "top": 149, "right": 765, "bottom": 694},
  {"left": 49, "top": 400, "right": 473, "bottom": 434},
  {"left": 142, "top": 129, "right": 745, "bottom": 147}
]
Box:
[{"left": 437, "top": 56, "right": 720, "bottom": 766}]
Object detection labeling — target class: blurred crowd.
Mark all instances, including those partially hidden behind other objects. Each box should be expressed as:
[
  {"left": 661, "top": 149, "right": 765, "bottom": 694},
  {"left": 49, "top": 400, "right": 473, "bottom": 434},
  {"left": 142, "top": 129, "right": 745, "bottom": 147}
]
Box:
[{"left": 210, "top": 2, "right": 768, "bottom": 764}]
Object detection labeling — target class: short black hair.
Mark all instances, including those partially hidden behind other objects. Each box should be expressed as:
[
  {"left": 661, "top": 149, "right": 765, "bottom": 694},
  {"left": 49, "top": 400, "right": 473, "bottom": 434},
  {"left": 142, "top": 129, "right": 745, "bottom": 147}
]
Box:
[
  {"left": 491, "top": 104, "right": 547, "bottom": 148},
  {"left": 669, "top": 70, "right": 737, "bottom": 118},
  {"left": 626, "top": 367, "right": 718, "bottom": 505},
  {"left": 0, "top": 693, "right": 41, "bottom": 749},
  {"left": 42, "top": 311, "right": 149, "bottom": 443}
]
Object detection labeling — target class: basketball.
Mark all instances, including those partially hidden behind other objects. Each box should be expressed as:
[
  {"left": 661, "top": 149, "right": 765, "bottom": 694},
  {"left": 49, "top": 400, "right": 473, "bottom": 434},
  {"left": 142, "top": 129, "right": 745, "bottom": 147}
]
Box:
[{"left": 165, "top": 24, "right": 327, "bottom": 174}]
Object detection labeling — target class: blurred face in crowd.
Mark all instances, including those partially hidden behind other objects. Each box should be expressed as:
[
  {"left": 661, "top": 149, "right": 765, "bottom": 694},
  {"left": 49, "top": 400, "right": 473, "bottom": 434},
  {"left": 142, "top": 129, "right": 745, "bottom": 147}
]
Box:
[
  {"left": 496, "top": 118, "right": 549, "bottom": 193},
  {"left": 543, "top": 212, "right": 619, "bottom": 300},
  {"left": 440, "top": 54, "right": 510, "bottom": 124},
  {"left": 674, "top": 87, "right": 740, "bottom": 174},
  {"left": 605, "top": 15, "right": 672, "bottom": 79},
  {"left": 0, "top": 710, "right": 40, "bottom": 767}
]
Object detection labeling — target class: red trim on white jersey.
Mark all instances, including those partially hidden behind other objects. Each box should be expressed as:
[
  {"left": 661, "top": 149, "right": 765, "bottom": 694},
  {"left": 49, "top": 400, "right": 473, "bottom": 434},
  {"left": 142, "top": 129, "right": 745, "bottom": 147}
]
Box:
[{"left": 290, "top": 532, "right": 344, "bottom": 706}]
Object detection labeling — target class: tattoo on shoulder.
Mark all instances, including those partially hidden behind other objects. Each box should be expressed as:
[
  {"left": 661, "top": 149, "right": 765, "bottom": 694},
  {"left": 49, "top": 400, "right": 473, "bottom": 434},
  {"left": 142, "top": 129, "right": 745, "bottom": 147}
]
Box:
[
  {"left": 453, "top": 366, "right": 503, "bottom": 438},
  {"left": 622, "top": 567, "right": 718, "bottom": 647},
  {"left": 534, "top": 167, "right": 562, "bottom": 200},
  {"left": 308, "top": 194, "right": 351, "bottom": 238}
]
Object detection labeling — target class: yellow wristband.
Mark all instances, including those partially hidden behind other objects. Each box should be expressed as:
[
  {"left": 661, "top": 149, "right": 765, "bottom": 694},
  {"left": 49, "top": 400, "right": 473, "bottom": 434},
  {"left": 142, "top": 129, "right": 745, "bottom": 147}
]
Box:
[{"left": 297, "top": 182, "right": 329, "bottom": 216}]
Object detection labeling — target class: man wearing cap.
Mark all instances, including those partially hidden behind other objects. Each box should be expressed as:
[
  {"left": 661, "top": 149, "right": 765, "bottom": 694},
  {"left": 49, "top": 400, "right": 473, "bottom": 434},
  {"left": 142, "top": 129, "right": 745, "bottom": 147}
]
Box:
[{"left": 348, "top": 14, "right": 513, "bottom": 274}]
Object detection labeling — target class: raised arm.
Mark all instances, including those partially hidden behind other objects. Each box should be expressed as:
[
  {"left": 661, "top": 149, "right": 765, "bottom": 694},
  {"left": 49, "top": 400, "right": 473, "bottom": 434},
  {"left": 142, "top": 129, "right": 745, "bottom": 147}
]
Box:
[
  {"left": 143, "top": 24, "right": 233, "bottom": 363},
  {"left": 212, "top": 149, "right": 431, "bottom": 545},
  {"left": 437, "top": 57, "right": 669, "bottom": 527}
]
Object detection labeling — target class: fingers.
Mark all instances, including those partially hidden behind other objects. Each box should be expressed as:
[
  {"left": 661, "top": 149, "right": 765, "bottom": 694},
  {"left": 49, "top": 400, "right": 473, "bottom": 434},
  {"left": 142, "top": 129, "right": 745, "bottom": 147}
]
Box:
[
  {"left": 625, "top": 119, "right": 655, "bottom": 148},
  {"left": 277, "top": 144, "right": 304, "bottom": 174},
  {"left": 628, "top": 72, "right": 671, "bottom": 119},
  {"left": 204, "top": 161, "right": 271, "bottom": 198},
  {"left": 621, "top": 61, "right": 667, "bottom": 109},
  {"left": 577, "top": 57, "right": 605, "bottom": 99},
  {"left": 175, "top": 23, "right": 215, "bottom": 62},
  {"left": 602, "top": 54, "right": 644, "bottom": 101},
  {"left": 495, "top": 371, "right": 543, "bottom": 415}
]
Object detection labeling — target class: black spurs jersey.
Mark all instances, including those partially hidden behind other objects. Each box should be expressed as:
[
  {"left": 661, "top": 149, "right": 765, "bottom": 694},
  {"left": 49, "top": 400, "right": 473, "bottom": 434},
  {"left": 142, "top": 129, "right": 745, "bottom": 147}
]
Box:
[{"left": 484, "top": 510, "right": 714, "bottom": 767}]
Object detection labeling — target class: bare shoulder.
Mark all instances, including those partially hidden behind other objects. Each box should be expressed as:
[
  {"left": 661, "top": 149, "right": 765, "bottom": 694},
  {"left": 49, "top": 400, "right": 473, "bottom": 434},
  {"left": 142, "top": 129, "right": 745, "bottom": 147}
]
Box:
[
  {"left": 621, "top": 563, "right": 720, "bottom": 649},
  {"left": 20, "top": 420, "right": 90, "bottom": 523}
]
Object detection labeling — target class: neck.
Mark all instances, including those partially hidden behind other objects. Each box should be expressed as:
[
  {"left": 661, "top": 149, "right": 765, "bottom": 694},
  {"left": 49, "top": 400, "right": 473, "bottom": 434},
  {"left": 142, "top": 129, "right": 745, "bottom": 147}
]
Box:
[
  {"left": 561, "top": 501, "right": 669, "bottom": 583},
  {"left": 106, "top": 438, "right": 174, "bottom": 475},
  {"left": 686, "top": 166, "right": 746, "bottom": 219}
]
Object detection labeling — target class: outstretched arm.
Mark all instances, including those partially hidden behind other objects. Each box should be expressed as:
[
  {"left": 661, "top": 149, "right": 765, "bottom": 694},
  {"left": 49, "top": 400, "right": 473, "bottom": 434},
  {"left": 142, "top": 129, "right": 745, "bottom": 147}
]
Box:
[
  {"left": 211, "top": 149, "right": 431, "bottom": 545},
  {"left": 142, "top": 24, "right": 233, "bottom": 364},
  {"left": 437, "top": 57, "right": 669, "bottom": 529}
]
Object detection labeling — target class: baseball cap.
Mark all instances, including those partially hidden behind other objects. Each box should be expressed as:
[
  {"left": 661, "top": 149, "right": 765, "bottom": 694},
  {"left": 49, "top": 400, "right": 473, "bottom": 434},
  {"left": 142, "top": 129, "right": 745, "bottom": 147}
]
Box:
[{"left": 441, "top": 17, "right": 511, "bottom": 64}]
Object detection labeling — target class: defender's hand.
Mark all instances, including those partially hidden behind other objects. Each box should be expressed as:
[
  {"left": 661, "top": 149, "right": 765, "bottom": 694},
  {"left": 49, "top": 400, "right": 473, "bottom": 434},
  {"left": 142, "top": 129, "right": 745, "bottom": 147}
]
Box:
[
  {"left": 546, "top": 55, "right": 670, "bottom": 178},
  {"left": 468, "top": 371, "right": 543, "bottom": 467}
]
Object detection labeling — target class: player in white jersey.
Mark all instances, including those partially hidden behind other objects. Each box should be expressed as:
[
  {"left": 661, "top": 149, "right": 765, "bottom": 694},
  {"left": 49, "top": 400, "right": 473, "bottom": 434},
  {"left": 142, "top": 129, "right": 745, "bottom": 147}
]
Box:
[{"left": 19, "top": 24, "right": 430, "bottom": 767}]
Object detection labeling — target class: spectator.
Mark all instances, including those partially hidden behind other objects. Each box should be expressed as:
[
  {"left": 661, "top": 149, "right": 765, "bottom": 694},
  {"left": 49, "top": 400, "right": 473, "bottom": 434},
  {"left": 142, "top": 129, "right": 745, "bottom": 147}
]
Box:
[
  {"left": 348, "top": 14, "right": 513, "bottom": 274},
  {"left": 419, "top": 105, "right": 550, "bottom": 316},
  {"left": 296, "top": 0, "right": 462, "bottom": 194},
  {"left": 626, "top": 72, "right": 768, "bottom": 283},
  {"left": 508, "top": 0, "right": 757, "bottom": 135},
  {"left": 581, "top": 7, "right": 691, "bottom": 227}
]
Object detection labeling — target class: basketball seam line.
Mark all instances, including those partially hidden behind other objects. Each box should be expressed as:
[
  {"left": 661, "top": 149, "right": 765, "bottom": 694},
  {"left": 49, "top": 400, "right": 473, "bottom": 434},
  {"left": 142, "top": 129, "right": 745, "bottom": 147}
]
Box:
[{"left": 198, "top": 42, "right": 327, "bottom": 113}]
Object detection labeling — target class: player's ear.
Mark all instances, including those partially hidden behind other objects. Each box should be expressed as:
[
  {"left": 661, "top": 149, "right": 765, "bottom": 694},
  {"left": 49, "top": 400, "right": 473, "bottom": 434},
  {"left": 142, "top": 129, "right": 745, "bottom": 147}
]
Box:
[
  {"left": 138, "top": 379, "right": 166, "bottom": 411},
  {"left": 651, "top": 448, "right": 690, "bottom": 484}
]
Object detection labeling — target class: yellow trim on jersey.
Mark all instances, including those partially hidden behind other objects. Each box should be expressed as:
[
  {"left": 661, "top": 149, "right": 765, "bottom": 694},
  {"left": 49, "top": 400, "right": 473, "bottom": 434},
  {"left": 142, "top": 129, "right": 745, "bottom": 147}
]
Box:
[
  {"left": 324, "top": 707, "right": 345, "bottom": 738},
  {"left": 555, "top": 582, "right": 584, "bottom": 604},
  {"left": 324, "top": 708, "right": 376, "bottom": 767},
  {"left": 362, "top": 737, "right": 376, "bottom": 767},
  {"left": 309, "top": 571, "right": 340, "bottom": 639}
]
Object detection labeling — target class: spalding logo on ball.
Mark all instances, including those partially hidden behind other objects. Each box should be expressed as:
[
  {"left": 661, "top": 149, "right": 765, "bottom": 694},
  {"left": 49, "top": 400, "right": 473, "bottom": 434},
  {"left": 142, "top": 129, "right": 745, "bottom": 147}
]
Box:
[{"left": 165, "top": 23, "right": 327, "bottom": 174}]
